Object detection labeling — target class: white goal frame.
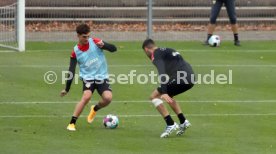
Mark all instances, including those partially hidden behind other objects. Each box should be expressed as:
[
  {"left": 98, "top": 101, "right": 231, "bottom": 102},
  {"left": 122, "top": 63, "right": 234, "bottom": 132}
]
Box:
[{"left": 0, "top": 0, "right": 25, "bottom": 52}]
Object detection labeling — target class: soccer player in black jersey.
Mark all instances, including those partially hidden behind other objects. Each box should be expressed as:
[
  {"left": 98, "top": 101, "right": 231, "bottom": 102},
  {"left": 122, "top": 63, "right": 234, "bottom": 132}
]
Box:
[{"left": 142, "top": 39, "right": 195, "bottom": 138}]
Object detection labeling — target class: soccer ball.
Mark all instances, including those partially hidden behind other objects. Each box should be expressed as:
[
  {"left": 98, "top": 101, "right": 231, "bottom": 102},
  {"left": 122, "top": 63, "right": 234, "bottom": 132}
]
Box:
[
  {"left": 103, "top": 114, "right": 119, "bottom": 129},
  {"left": 208, "top": 35, "right": 221, "bottom": 47}
]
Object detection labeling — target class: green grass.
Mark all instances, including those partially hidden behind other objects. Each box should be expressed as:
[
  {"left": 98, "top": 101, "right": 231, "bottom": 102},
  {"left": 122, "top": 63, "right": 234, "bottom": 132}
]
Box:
[{"left": 0, "top": 41, "right": 276, "bottom": 154}]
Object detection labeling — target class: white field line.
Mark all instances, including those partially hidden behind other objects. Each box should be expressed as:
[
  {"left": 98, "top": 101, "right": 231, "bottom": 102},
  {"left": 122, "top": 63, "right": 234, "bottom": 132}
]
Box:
[
  {"left": 1, "top": 100, "right": 276, "bottom": 104},
  {"left": 0, "top": 64, "right": 276, "bottom": 68},
  {"left": 7, "top": 49, "right": 276, "bottom": 53},
  {"left": 0, "top": 113, "right": 276, "bottom": 118},
  {"left": 0, "top": 50, "right": 17, "bottom": 53}
]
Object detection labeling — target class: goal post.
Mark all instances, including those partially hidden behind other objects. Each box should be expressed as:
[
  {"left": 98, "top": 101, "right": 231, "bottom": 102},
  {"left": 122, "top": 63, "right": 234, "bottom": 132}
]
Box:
[
  {"left": 17, "top": 0, "right": 25, "bottom": 52},
  {"left": 0, "top": 0, "right": 25, "bottom": 52}
]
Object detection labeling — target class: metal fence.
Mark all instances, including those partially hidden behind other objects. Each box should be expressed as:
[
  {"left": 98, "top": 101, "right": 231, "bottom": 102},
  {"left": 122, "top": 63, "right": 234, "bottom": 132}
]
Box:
[
  {"left": 1, "top": 0, "right": 276, "bottom": 42},
  {"left": 151, "top": 0, "right": 276, "bottom": 41}
]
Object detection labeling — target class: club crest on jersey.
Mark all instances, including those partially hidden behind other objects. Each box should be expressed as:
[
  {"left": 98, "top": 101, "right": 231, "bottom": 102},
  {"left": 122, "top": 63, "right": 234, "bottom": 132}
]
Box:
[{"left": 85, "top": 82, "right": 91, "bottom": 88}]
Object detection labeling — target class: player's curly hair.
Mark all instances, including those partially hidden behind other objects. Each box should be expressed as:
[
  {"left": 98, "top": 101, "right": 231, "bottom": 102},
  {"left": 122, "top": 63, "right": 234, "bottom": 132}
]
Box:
[{"left": 76, "top": 23, "right": 90, "bottom": 35}]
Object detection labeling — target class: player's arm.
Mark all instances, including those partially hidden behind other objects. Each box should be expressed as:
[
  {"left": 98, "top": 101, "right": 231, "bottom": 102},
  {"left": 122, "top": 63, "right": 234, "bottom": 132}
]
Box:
[
  {"left": 153, "top": 60, "right": 168, "bottom": 94},
  {"left": 93, "top": 38, "right": 117, "bottom": 52},
  {"left": 60, "top": 52, "right": 77, "bottom": 97},
  {"left": 153, "top": 52, "right": 168, "bottom": 94},
  {"left": 101, "top": 41, "right": 117, "bottom": 52},
  {"left": 153, "top": 51, "right": 174, "bottom": 103}
]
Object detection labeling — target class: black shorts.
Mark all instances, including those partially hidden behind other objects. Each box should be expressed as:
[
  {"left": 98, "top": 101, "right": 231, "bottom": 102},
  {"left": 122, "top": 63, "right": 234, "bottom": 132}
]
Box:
[
  {"left": 82, "top": 79, "right": 112, "bottom": 95},
  {"left": 210, "top": 0, "right": 237, "bottom": 24},
  {"left": 157, "top": 79, "right": 194, "bottom": 97}
]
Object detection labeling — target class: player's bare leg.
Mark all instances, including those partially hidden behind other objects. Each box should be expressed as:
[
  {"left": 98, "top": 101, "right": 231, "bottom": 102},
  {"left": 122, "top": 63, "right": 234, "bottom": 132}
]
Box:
[
  {"left": 208, "top": 24, "right": 216, "bottom": 35},
  {"left": 150, "top": 90, "right": 170, "bottom": 117},
  {"left": 167, "top": 100, "right": 182, "bottom": 115},
  {"left": 73, "top": 90, "right": 92, "bottom": 117},
  {"left": 231, "top": 24, "right": 240, "bottom": 46},
  {"left": 167, "top": 99, "right": 191, "bottom": 136},
  {"left": 231, "top": 24, "right": 238, "bottom": 34},
  {"left": 204, "top": 24, "right": 216, "bottom": 45},
  {"left": 87, "top": 91, "right": 112, "bottom": 123},
  {"left": 150, "top": 90, "right": 178, "bottom": 138},
  {"left": 67, "top": 90, "right": 92, "bottom": 131},
  {"left": 98, "top": 91, "right": 113, "bottom": 108}
]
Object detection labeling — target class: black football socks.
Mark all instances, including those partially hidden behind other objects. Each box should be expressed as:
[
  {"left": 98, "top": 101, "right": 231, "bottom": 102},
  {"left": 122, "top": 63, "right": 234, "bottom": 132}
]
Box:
[
  {"left": 70, "top": 116, "right": 78, "bottom": 124},
  {"left": 94, "top": 104, "right": 100, "bottom": 112},
  {"left": 164, "top": 115, "right": 174, "bottom": 126},
  {"left": 177, "top": 113, "right": 186, "bottom": 124}
]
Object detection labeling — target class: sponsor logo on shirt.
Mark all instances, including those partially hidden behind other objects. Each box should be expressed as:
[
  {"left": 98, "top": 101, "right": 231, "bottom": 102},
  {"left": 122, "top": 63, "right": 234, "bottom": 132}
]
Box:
[{"left": 85, "top": 58, "right": 99, "bottom": 67}]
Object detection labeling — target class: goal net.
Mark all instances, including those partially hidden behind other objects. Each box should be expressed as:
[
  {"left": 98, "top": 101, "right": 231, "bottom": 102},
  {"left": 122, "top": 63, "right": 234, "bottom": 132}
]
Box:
[{"left": 0, "top": 0, "right": 25, "bottom": 51}]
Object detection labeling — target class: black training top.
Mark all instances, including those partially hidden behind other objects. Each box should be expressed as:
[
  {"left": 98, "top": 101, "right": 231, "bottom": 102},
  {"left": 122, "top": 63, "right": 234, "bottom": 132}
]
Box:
[{"left": 152, "top": 47, "right": 194, "bottom": 94}]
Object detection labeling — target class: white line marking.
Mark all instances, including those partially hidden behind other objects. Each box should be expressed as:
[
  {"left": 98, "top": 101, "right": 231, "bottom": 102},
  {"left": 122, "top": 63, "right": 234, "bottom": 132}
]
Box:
[
  {"left": 12, "top": 49, "right": 276, "bottom": 53},
  {"left": 0, "top": 50, "right": 17, "bottom": 53},
  {"left": 0, "top": 100, "right": 276, "bottom": 104},
  {"left": 140, "top": 49, "right": 275, "bottom": 53},
  {"left": 0, "top": 64, "right": 276, "bottom": 68},
  {"left": 109, "top": 64, "right": 276, "bottom": 68},
  {"left": 0, "top": 113, "right": 275, "bottom": 118}
]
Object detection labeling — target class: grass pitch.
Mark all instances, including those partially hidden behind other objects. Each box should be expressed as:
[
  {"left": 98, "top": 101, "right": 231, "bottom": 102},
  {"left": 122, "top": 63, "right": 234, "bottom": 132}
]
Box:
[{"left": 0, "top": 41, "right": 275, "bottom": 154}]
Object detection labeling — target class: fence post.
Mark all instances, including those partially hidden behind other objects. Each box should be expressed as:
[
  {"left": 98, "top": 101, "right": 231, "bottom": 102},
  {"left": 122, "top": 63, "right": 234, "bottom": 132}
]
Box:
[{"left": 147, "top": 0, "right": 153, "bottom": 39}]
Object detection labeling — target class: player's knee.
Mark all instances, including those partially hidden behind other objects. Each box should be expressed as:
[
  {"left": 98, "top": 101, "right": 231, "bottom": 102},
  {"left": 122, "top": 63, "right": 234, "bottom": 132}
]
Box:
[
  {"left": 149, "top": 91, "right": 160, "bottom": 100},
  {"left": 149, "top": 95, "right": 155, "bottom": 100},
  {"left": 84, "top": 95, "right": 91, "bottom": 100},
  {"left": 104, "top": 97, "right": 112, "bottom": 104},
  {"left": 82, "top": 95, "right": 91, "bottom": 103},
  {"left": 151, "top": 98, "right": 163, "bottom": 107},
  {"left": 81, "top": 90, "right": 92, "bottom": 102},
  {"left": 83, "top": 93, "right": 92, "bottom": 100},
  {"left": 101, "top": 90, "right": 112, "bottom": 102},
  {"left": 149, "top": 95, "right": 159, "bottom": 101},
  {"left": 102, "top": 94, "right": 112, "bottom": 104}
]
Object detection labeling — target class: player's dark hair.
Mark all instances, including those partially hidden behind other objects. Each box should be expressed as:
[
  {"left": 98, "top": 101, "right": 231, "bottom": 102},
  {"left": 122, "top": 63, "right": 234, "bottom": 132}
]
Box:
[
  {"left": 142, "top": 39, "right": 155, "bottom": 50},
  {"left": 76, "top": 23, "right": 90, "bottom": 35}
]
